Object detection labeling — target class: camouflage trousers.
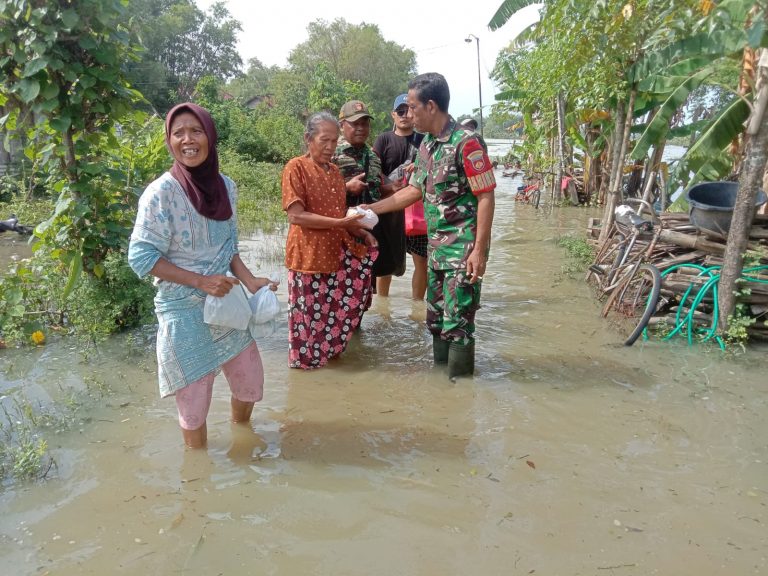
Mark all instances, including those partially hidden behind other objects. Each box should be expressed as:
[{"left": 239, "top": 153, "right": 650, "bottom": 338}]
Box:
[{"left": 426, "top": 268, "right": 481, "bottom": 345}]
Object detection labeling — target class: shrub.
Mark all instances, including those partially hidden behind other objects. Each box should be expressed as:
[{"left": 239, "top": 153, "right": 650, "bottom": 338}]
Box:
[{"left": 219, "top": 150, "right": 285, "bottom": 232}]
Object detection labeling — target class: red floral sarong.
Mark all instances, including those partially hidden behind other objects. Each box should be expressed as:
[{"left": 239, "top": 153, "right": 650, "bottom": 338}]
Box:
[{"left": 288, "top": 246, "right": 377, "bottom": 369}]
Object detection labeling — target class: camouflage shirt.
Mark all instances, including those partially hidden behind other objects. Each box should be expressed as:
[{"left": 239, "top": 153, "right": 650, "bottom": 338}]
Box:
[
  {"left": 332, "top": 138, "right": 383, "bottom": 207},
  {"left": 409, "top": 117, "right": 496, "bottom": 270}
]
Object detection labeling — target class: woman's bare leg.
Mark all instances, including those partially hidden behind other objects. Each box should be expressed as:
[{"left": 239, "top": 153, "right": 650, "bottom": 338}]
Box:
[
  {"left": 411, "top": 254, "right": 428, "bottom": 300},
  {"left": 182, "top": 422, "right": 207, "bottom": 449},
  {"left": 231, "top": 397, "right": 255, "bottom": 423},
  {"left": 376, "top": 275, "right": 392, "bottom": 297}
]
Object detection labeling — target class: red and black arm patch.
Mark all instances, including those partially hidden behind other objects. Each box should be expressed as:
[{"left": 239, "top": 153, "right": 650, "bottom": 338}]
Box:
[{"left": 461, "top": 138, "right": 496, "bottom": 195}]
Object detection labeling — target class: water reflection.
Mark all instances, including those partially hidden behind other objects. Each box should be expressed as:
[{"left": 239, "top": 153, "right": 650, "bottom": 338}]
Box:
[{"left": 0, "top": 171, "right": 766, "bottom": 575}]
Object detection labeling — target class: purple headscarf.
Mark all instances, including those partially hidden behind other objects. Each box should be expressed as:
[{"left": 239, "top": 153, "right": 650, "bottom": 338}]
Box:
[{"left": 165, "top": 102, "right": 232, "bottom": 221}]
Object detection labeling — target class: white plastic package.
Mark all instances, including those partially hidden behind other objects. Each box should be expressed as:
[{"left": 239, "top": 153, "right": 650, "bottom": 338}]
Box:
[
  {"left": 203, "top": 282, "right": 251, "bottom": 331},
  {"left": 346, "top": 206, "right": 379, "bottom": 229},
  {"left": 248, "top": 284, "right": 281, "bottom": 339},
  {"left": 249, "top": 285, "right": 281, "bottom": 324}
]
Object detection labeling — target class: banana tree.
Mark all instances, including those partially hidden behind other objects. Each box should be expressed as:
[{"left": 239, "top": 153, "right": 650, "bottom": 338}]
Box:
[{"left": 629, "top": 0, "right": 766, "bottom": 196}]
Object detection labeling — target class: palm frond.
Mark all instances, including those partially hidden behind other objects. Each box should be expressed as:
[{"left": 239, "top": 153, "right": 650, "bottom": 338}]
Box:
[{"left": 488, "top": 0, "right": 542, "bottom": 31}]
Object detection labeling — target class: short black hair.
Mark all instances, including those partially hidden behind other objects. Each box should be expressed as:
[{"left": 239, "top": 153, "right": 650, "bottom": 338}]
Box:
[{"left": 408, "top": 72, "right": 450, "bottom": 113}]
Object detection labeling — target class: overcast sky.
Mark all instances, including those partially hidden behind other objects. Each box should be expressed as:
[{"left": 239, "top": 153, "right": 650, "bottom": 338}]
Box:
[{"left": 195, "top": 0, "right": 542, "bottom": 117}]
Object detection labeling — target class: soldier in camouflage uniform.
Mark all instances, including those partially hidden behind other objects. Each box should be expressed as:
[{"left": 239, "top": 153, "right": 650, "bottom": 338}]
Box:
[
  {"left": 333, "top": 100, "right": 403, "bottom": 285},
  {"left": 367, "top": 73, "right": 496, "bottom": 379}
]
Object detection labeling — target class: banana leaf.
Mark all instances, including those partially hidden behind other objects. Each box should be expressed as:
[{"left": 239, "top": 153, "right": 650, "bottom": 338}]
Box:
[
  {"left": 685, "top": 97, "right": 750, "bottom": 162},
  {"left": 639, "top": 75, "right": 693, "bottom": 94},
  {"left": 667, "top": 119, "right": 709, "bottom": 139},
  {"left": 629, "top": 30, "right": 747, "bottom": 84},
  {"left": 488, "top": 0, "right": 542, "bottom": 31},
  {"left": 630, "top": 68, "right": 713, "bottom": 160}
]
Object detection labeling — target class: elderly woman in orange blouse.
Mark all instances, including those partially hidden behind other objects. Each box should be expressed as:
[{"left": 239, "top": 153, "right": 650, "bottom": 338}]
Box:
[{"left": 282, "top": 111, "right": 378, "bottom": 369}]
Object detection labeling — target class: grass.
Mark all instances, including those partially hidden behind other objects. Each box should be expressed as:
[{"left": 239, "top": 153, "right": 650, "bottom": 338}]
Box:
[
  {"left": 556, "top": 235, "right": 595, "bottom": 278},
  {"left": 0, "top": 396, "right": 62, "bottom": 482}
]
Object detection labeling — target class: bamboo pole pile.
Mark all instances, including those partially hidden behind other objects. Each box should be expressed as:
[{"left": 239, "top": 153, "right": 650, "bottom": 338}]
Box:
[{"left": 587, "top": 212, "right": 768, "bottom": 341}]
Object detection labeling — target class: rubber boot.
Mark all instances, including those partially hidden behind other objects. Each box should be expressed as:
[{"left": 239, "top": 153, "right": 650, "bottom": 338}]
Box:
[
  {"left": 448, "top": 341, "right": 475, "bottom": 380},
  {"left": 433, "top": 334, "right": 450, "bottom": 365}
]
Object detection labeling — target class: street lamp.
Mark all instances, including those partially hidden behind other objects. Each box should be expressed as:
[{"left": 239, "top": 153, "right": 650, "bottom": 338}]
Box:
[{"left": 464, "top": 34, "right": 483, "bottom": 138}]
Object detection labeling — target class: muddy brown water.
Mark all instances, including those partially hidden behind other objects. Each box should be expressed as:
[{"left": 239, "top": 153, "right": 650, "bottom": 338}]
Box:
[{"left": 1, "top": 174, "right": 766, "bottom": 575}]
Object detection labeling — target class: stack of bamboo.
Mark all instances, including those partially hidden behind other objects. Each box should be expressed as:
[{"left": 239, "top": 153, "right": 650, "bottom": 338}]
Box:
[{"left": 587, "top": 213, "right": 768, "bottom": 341}]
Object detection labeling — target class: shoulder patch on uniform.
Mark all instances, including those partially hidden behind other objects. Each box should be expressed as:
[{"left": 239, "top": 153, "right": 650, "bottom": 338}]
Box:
[{"left": 461, "top": 138, "right": 496, "bottom": 195}]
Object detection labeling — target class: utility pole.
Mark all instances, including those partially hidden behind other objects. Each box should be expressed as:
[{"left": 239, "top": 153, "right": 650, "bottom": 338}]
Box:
[{"left": 465, "top": 34, "right": 483, "bottom": 138}]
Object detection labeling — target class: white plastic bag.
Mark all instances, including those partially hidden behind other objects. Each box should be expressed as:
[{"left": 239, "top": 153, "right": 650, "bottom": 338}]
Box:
[
  {"left": 249, "top": 285, "right": 281, "bottom": 324},
  {"left": 248, "top": 285, "right": 281, "bottom": 339},
  {"left": 346, "top": 206, "right": 379, "bottom": 229},
  {"left": 203, "top": 282, "right": 251, "bottom": 331}
]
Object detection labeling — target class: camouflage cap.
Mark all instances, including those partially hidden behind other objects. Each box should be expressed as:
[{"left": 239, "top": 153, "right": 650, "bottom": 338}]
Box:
[{"left": 339, "top": 100, "right": 373, "bottom": 122}]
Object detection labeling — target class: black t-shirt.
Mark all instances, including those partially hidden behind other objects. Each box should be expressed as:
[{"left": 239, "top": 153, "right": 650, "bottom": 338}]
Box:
[{"left": 372, "top": 131, "right": 424, "bottom": 177}]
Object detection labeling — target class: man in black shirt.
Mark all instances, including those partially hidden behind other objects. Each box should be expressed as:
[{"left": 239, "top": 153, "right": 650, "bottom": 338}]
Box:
[{"left": 373, "top": 94, "right": 427, "bottom": 299}]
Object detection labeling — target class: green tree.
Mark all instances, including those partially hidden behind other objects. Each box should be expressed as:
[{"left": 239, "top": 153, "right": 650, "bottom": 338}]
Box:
[
  {"left": 1, "top": 0, "right": 144, "bottom": 275},
  {"left": 0, "top": 0, "right": 170, "bottom": 344},
  {"left": 288, "top": 18, "right": 416, "bottom": 130},
  {"left": 124, "top": 0, "right": 242, "bottom": 113},
  {"left": 226, "top": 57, "right": 279, "bottom": 101}
]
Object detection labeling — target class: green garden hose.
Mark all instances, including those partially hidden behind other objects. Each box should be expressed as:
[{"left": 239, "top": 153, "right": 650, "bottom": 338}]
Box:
[{"left": 655, "top": 264, "right": 768, "bottom": 349}]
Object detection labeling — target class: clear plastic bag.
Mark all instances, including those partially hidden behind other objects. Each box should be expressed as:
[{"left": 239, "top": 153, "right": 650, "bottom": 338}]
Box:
[{"left": 203, "top": 282, "right": 251, "bottom": 331}]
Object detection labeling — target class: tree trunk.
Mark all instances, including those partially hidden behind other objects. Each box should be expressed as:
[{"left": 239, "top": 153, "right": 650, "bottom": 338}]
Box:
[
  {"left": 556, "top": 91, "right": 567, "bottom": 203},
  {"left": 549, "top": 127, "right": 557, "bottom": 202},
  {"left": 607, "top": 101, "right": 625, "bottom": 202},
  {"left": 598, "top": 100, "right": 626, "bottom": 245},
  {"left": 614, "top": 87, "right": 636, "bottom": 201},
  {"left": 584, "top": 123, "right": 599, "bottom": 203},
  {"left": 718, "top": 49, "right": 768, "bottom": 332},
  {"left": 641, "top": 141, "right": 666, "bottom": 208}
]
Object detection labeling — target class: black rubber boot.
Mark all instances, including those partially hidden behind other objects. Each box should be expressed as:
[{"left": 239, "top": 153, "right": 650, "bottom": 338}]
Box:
[
  {"left": 448, "top": 341, "right": 475, "bottom": 380},
  {"left": 433, "top": 335, "right": 450, "bottom": 365}
]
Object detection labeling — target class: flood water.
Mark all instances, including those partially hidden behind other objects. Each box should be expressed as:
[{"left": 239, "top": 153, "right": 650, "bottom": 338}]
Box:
[{"left": 1, "top": 173, "right": 766, "bottom": 575}]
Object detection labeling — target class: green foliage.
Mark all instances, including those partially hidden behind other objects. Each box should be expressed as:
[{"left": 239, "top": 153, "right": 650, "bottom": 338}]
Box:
[
  {"left": 0, "top": 251, "right": 55, "bottom": 345},
  {"left": 0, "top": 112, "right": 164, "bottom": 346},
  {"left": 556, "top": 235, "right": 595, "bottom": 276},
  {"left": 490, "top": 0, "right": 768, "bottom": 202},
  {"left": 226, "top": 57, "right": 280, "bottom": 101},
  {"left": 1, "top": 0, "right": 145, "bottom": 280},
  {"left": 0, "top": 245, "right": 156, "bottom": 346},
  {"left": 0, "top": 395, "right": 61, "bottom": 483},
  {"left": 0, "top": 195, "right": 52, "bottom": 225},
  {"left": 288, "top": 18, "right": 416, "bottom": 133},
  {"left": 219, "top": 152, "right": 284, "bottom": 232},
  {"left": 631, "top": 68, "right": 714, "bottom": 159},
  {"left": 488, "top": 0, "right": 541, "bottom": 31},
  {"left": 9, "top": 432, "right": 48, "bottom": 480},
  {"left": 63, "top": 251, "right": 157, "bottom": 340},
  {"left": 307, "top": 62, "right": 371, "bottom": 119},
  {"left": 250, "top": 112, "right": 305, "bottom": 164},
  {"left": 123, "top": 0, "right": 243, "bottom": 113},
  {"left": 196, "top": 76, "right": 303, "bottom": 164},
  {"left": 723, "top": 306, "right": 755, "bottom": 350}
]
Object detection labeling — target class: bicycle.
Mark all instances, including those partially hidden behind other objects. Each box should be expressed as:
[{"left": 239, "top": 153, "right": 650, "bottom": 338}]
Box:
[
  {"left": 586, "top": 199, "right": 664, "bottom": 345},
  {"left": 515, "top": 178, "right": 541, "bottom": 208}
]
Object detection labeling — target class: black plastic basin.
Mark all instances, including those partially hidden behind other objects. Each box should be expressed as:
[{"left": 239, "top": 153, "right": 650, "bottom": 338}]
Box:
[{"left": 685, "top": 181, "right": 767, "bottom": 236}]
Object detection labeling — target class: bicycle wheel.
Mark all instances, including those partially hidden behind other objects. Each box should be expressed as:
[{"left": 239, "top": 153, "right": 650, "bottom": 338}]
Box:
[
  {"left": 601, "top": 263, "right": 661, "bottom": 346},
  {"left": 586, "top": 231, "right": 627, "bottom": 293},
  {"left": 530, "top": 188, "right": 541, "bottom": 208}
]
